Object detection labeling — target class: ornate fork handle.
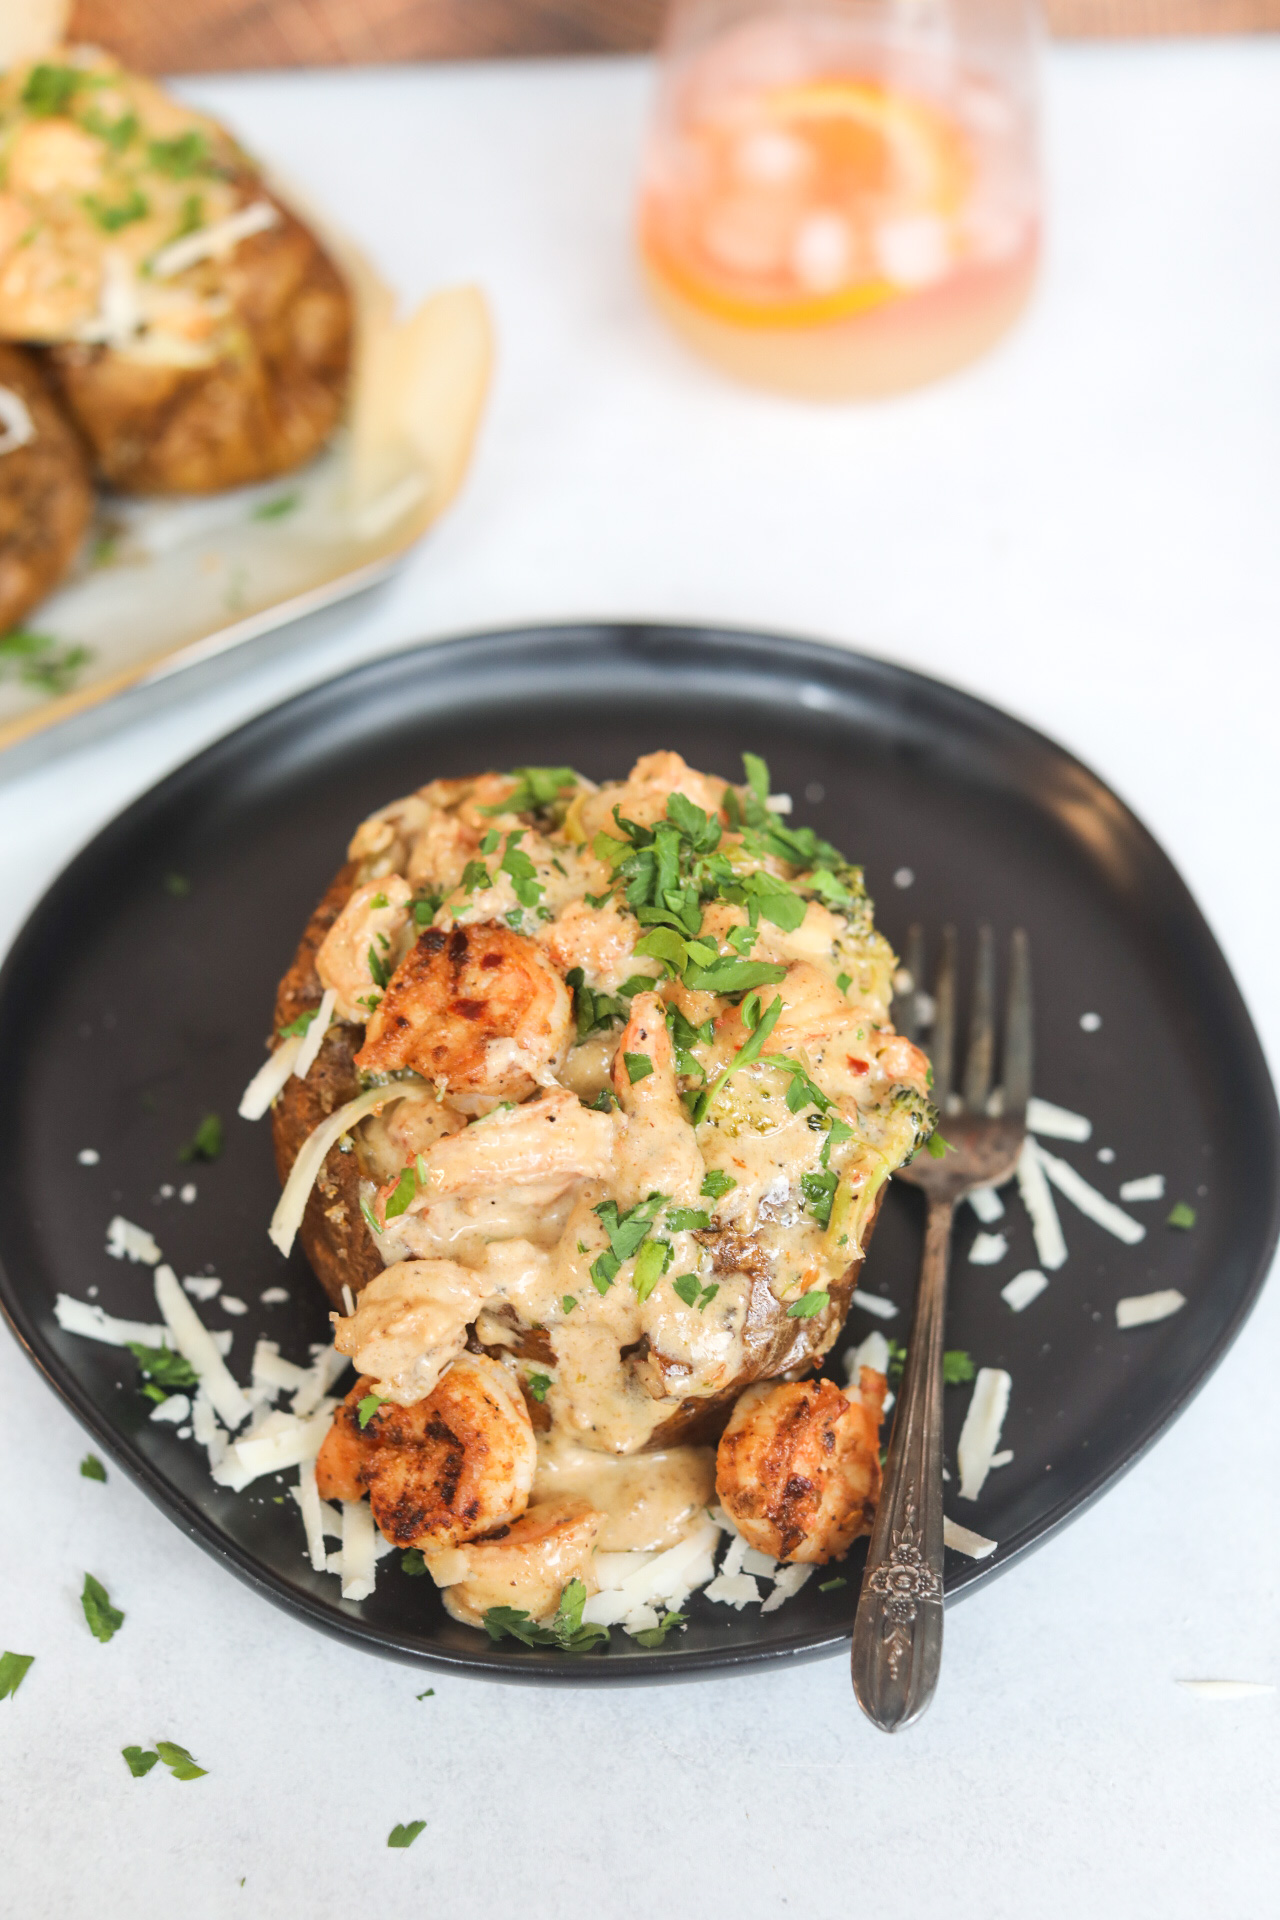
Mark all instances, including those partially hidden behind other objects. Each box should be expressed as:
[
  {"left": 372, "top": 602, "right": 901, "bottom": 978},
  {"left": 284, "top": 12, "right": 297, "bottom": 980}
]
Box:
[{"left": 851, "top": 1194, "right": 954, "bottom": 1732}]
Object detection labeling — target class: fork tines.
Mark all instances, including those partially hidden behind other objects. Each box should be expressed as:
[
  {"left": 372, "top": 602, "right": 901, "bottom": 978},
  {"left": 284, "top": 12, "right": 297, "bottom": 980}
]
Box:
[{"left": 896, "top": 923, "right": 1032, "bottom": 1119}]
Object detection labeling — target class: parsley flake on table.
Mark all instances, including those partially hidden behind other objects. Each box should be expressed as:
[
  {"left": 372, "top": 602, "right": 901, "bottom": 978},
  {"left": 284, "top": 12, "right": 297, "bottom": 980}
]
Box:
[
  {"left": 0, "top": 1651, "right": 35, "bottom": 1700},
  {"left": 163, "top": 871, "right": 191, "bottom": 898},
  {"left": 80, "top": 1453, "right": 107, "bottom": 1482},
  {"left": 179, "top": 1112, "right": 223, "bottom": 1162},
  {"left": 1167, "top": 1202, "right": 1197, "bottom": 1229},
  {"left": 156, "top": 1741, "right": 207, "bottom": 1780},
  {"left": 388, "top": 1820, "right": 427, "bottom": 1849},
  {"left": 416, "top": 1688, "right": 435, "bottom": 1700},
  {"left": 122, "top": 1745, "right": 158, "bottom": 1777},
  {"left": 630, "top": 1610, "right": 687, "bottom": 1648},
  {"left": 81, "top": 1573, "right": 124, "bottom": 1643},
  {"left": 818, "top": 1577, "right": 847, "bottom": 1593}
]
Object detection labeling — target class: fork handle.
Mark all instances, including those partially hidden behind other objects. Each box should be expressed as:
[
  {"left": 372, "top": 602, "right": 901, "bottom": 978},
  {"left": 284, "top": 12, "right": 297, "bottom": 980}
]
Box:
[{"left": 851, "top": 1194, "right": 953, "bottom": 1731}]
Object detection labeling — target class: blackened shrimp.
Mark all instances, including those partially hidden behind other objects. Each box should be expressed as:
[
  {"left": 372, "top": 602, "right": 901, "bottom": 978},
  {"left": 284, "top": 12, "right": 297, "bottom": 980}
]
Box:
[
  {"left": 425, "top": 1495, "right": 603, "bottom": 1627},
  {"left": 714, "top": 1366, "right": 887, "bottom": 1563}
]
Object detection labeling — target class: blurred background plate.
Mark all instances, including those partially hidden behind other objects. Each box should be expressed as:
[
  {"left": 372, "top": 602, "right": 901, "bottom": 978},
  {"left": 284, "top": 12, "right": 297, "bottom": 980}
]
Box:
[{"left": 0, "top": 622, "right": 1275, "bottom": 1682}]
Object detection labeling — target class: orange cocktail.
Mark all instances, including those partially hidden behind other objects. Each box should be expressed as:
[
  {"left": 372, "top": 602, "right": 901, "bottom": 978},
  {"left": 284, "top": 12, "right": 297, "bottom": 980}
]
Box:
[{"left": 638, "top": 5, "right": 1040, "bottom": 398}]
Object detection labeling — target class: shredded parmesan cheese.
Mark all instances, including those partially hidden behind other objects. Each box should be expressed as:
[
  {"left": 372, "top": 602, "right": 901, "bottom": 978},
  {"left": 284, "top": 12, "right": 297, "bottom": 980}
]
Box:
[
  {"left": 290, "top": 1460, "right": 329, "bottom": 1572},
  {"left": 150, "top": 200, "right": 279, "bottom": 280},
  {"left": 1119, "top": 1174, "right": 1165, "bottom": 1203},
  {"left": 850, "top": 1329, "right": 890, "bottom": 1380},
  {"left": 54, "top": 1295, "right": 169, "bottom": 1347},
  {"left": 1015, "top": 1137, "right": 1068, "bottom": 1270},
  {"left": 968, "top": 1186, "right": 1005, "bottom": 1225},
  {"left": 340, "top": 1498, "right": 378, "bottom": 1601},
  {"left": 1116, "top": 1289, "right": 1185, "bottom": 1329},
  {"left": 106, "top": 1215, "right": 162, "bottom": 1265},
  {"left": 293, "top": 989, "right": 337, "bottom": 1080},
  {"left": 848, "top": 1289, "right": 898, "bottom": 1319},
  {"left": 957, "top": 1367, "right": 1012, "bottom": 1500},
  {"left": 238, "top": 1032, "right": 303, "bottom": 1120},
  {"left": 1001, "top": 1269, "right": 1047, "bottom": 1313},
  {"left": 968, "top": 1231, "right": 1008, "bottom": 1265},
  {"left": 944, "top": 1517, "right": 997, "bottom": 1559},
  {"left": 760, "top": 1563, "right": 814, "bottom": 1612},
  {"left": 154, "top": 1264, "right": 250, "bottom": 1431},
  {"left": 1026, "top": 1097, "right": 1092, "bottom": 1142},
  {"left": 270, "top": 1083, "right": 434, "bottom": 1256},
  {"left": 291, "top": 1344, "right": 351, "bottom": 1417},
  {"left": 1034, "top": 1143, "right": 1145, "bottom": 1245},
  {"left": 705, "top": 1572, "right": 761, "bottom": 1609},
  {"left": 149, "top": 1393, "right": 190, "bottom": 1424},
  {"left": 1175, "top": 1679, "right": 1275, "bottom": 1700}
]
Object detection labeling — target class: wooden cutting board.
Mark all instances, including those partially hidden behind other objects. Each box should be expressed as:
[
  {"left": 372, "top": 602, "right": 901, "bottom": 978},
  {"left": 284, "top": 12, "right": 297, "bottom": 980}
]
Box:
[{"left": 63, "top": 0, "right": 1280, "bottom": 71}]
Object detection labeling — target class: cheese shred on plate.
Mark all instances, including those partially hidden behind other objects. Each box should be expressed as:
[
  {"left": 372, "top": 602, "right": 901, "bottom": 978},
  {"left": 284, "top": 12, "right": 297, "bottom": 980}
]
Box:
[
  {"left": 957, "top": 1367, "right": 1012, "bottom": 1501},
  {"left": 1015, "top": 1138, "right": 1068, "bottom": 1270},
  {"left": 1033, "top": 1143, "right": 1145, "bottom": 1245},
  {"left": 154, "top": 1264, "right": 250, "bottom": 1430},
  {"left": 269, "top": 1083, "right": 434, "bottom": 1256}
]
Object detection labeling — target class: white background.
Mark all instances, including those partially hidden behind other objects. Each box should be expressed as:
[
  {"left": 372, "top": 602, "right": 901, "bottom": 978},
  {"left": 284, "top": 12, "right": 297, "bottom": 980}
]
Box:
[{"left": 2, "top": 43, "right": 1278, "bottom": 1919}]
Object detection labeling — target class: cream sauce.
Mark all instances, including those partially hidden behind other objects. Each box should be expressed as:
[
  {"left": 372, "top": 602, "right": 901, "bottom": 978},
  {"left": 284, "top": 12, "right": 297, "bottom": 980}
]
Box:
[{"left": 533, "top": 1437, "right": 716, "bottom": 1551}]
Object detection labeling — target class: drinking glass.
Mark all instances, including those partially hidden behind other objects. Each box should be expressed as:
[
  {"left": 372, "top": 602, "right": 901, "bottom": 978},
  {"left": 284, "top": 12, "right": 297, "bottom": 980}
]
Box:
[{"left": 637, "top": 0, "right": 1041, "bottom": 398}]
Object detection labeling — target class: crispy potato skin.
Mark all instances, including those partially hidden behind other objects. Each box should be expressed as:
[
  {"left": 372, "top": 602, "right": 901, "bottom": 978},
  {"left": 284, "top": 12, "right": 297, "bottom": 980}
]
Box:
[
  {"left": 271, "top": 861, "right": 381, "bottom": 1312},
  {"left": 44, "top": 194, "right": 351, "bottom": 495},
  {"left": 0, "top": 343, "right": 93, "bottom": 630}
]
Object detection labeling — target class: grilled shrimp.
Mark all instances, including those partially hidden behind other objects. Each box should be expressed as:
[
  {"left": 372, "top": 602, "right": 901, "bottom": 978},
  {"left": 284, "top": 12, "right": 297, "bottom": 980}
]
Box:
[
  {"left": 332, "top": 1258, "right": 493, "bottom": 1405},
  {"left": 315, "top": 1353, "right": 537, "bottom": 1552},
  {"left": 611, "top": 991, "right": 704, "bottom": 1209},
  {"left": 576, "top": 750, "right": 730, "bottom": 841},
  {"left": 314, "top": 874, "right": 413, "bottom": 1023},
  {"left": 356, "top": 920, "right": 573, "bottom": 1100},
  {"left": 715, "top": 1366, "right": 887, "bottom": 1563},
  {"left": 426, "top": 1496, "right": 603, "bottom": 1627},
  {"left": 407, "top": 1087, "right": 615, "bottom": 1205}
]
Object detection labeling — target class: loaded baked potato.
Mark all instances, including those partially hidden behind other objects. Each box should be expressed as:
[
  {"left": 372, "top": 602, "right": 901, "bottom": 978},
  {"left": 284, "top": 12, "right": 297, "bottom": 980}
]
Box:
[
  {"left": 0, "top": 50, "right": 351, "bottom": 492},
  {"left": 259, "top": 752, "right": 932, "bottom": 1617},
  {"left": 0, "top": 339, "right": 92, "bottom": 629}
]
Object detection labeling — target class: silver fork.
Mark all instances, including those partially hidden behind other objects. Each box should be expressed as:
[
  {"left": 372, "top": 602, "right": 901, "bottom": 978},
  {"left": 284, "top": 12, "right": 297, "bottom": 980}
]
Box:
[{"left": 850, "top": 923, "right": 1032, "bottom": 1732}]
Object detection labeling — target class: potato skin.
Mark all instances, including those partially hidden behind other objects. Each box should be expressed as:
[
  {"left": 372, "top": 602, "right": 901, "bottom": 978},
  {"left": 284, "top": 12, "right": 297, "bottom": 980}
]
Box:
[
  {"left": 45, "top": 193, "right": 351, "bottom": 495},
  {"left": 0, "top": 343, "right": 93, "bottom": 631},
  {"left": 271, "top": 861, "right": 381, "bottom": 1312}
]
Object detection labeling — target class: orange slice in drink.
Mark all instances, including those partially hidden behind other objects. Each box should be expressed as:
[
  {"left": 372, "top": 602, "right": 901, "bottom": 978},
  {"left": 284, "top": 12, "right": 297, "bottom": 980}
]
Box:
[{"left": 641, "top": 75, "right": 974, "bottom": 330}]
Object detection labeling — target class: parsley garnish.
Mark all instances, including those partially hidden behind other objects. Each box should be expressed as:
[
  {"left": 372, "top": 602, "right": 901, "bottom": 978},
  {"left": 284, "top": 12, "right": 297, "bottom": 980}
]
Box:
[
  {"left": 84, "top": 187, "right": 149, "bottom": 231},
  {"left": 359, "top": 1194, "right": 383, "bottom": 1237},
  {"left": 0, "top": 1651, "right": 34, "bottom": 1700},
  {"left": 882, "top": 1342, "right": 974, "bottom": 1386},
  {"left": 22, "top": 63, "right": 82, "bottom": 114},
  {"left": 482, "top": 1578, "right": 609, "bottom": 1655},
  {"left": 401, "top": 1549, "right": 427, "bottom": 1576},
  {"left": 80, "top": 1453, "right": 107, "bottom": 1481},
  {"left": 481, "top": 766, "right": 580, "bottom": 816},
  {"left": 565, "top": 967, "right": 633, "bottom": 1039},
  {"left": 459, "top": 858, "right": 492, "bottom": 895},
  {"left": 357, "top": 1392, "right": 388, "bottom": 1429},
  {"left": 366, "top": 942, "right": 390, "bottom": 991},
  {"left": 526, "top": 1371, "right": 552, "bottom": 1403},
  {"left": 252, "top": 491, "right": 299, "bottom": 521},
  {"left": 924, "top": 1131, "right": 952, "bottom": 1160},
  {"left": 416, "top": 1688, "right": 435, "bottom": 1699},
  {"left": 664, "top": 1207, "right": 711, "bottom": 1233},
  {"left": 623, "top": 1051, "right": 653, "bottom": 1084},
  {"left": 413, "top": 892, "right": 442, "bottom": 925},
  {"left": 155, "top": 1740, "right": 207, "bottom": 1780},
  {"left": 700, "top": 1168, "right": 737, "bottom": 1202},
  {"left": 630, "top": 1610, "right": 686, "bottom": 1648},
  {"left": 278, "top": 1008, "right": 318, "bottom": 1038},
  {"left": 388, "top": 1820, "right": 427, "bottom": 1849},
  {"left": 81, "top": 1573, "right": 124, "bottom": 1643},
  {"left": 122, "top": 1745, "right": 158, "bottom": 1777},
  {"left": 785, "top": 1289, "right": 829, "bottom": 1319},
  {"left": 0, "top": 627, "right": 94, "bottom": 696},
  {"left": 689, "top": 993, "right": 783, "bottom": 1123},
  {"left": 671, "top": 1272, "right": 718, "bottom": 1312},
  {"left": 148, "top": 131, "right": 212, "bottom": 177},
  {"left": 126, "top": 1342, "right": 198, "bottom": 1394},
  {"left": 1167, "top": 1202, "right": 1197, "bottom": 1229},
  {"left": 479, "top": 829, "right": 501, "bottom": 854},
  {"left": 800, "top": 1168, "right": 840, "bottom": 1227},
  {"left": 631, "top": 1237, "right": 672, "bottom": 1302},
  {"left": 589, "top": 1191, "right": 667, "bottom": 1293},
  {"left": 384, "top": 1164, "right": 417, "bottom": 1219},
  {"left": 837, "top": 971, "right": 852, "bottom": 994},
  {"left": 179, "top": 1112, "right": 223, "bottom": 1162},
  {"left": 561, "top": 1294, "right": 577, "bottom": 1313},
  {"left": 818, "top": 1576, "right": 847, "bottom": 1593},
  {"left": 500, "top": 830, "right": 544, "bottom": 910}
]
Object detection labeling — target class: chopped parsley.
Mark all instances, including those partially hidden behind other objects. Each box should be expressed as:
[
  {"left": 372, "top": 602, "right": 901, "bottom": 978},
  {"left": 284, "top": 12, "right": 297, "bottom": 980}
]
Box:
[
  {"left": 366, "top": 942, "right": 390, "bottom": 991},
  {"left": 882, "top": 1342, "right": 974, "bottom": 1386},
  {"left": 561, "top": 1295, "right": 577, "bottom": 1314},
  {"left": 0, "top": 1651, "right": 34, "bottom": 1700},
  {"left": 631, "top": 1237, "right": 672, "bottom": 1302},
  {"left": 122, "top": 1745, "right": 158, "bottom": 1777},
  {"left": 277, "top": 1007, "right": 318, "bottom": 1038},
  {"left": 479, "top": 829, "right": 501, "bottom": 854},
  {"left": 251, "top": 491, "right": 300, "bottom": 521},
  {"left": 126, "top": 1342, "right": 198, "bottom": 1395},
  {"left": 81, "top": 1573, "right": 124, "bottom": 1643},
  {"left": 785, "top": 1289, "right": 830, "bottom": 1320},
  {"left": 688, "top": 993, "right": 783, "bottom": 1124},
  {"left": 500, "top": 831, "right": 544, "bottom": 910},
  {"left": 589, "top": 1190, "right": 667, "bottom": 1293},
  {"left": 401, "top": 1549, "right": 427, "bottom": 1577},
  {"left": 818, "top": 1577, "right": 847, "bottom": 1593},
  {"left": 84, "top": 187, "right": 149, "bottom": 231},
  {"left": 0, "top": 627, "right": 94, "bottom": 697},
  {"left": 925, "top": 1131, "right": 952, "bottom": 1160},
  {"left": 155, "top": 1740, "right": 207, "bottom": 1781},
  {"left": 22, "top": 63, "right": 82, "bottom": 115},
  {"left": 359, "top": 1194, "right": 383, "bottom": 1237},
  {"left": 526, "top": 1371, "right": 553, "bottom": 1403},
  {"left": 387, "top": 1821, "right": 427, "bottom": 1849},
  {"left": 148, "top": 131, "right": 213, "bottom": 178},
  {"left": 623, "top": 1051, "right": 653, "bottom": 1084},
  {"left": 482, "top": 1577, "right": 609, "bottom": 1655},
  {"left": 481, "top": 766, "right": 580, "bottom": 817},
  {"left": 80, "top": 1453, "right": 107, "bottom": 1482},
  {"left": 416, "top": 1688, "right": 435, "bottom": 1700},
  {"left": 384, "top": 1164, "right": 417, "bottom": 1219},
  {"left": 1167, "top": 1202, "right": 1197, "bottom": 1230},
  {"left": 413, "top": 892, "right": 442, "bottom": 925},
  {"left": 630, "top": 1610, "right": 686, "bottom": 1648},
  {"left": 700, "top": 1168, "right": 737, "bottom": 1202},
  {"left": 664, "top": 1207, "right": 712, "bottom": 1233},
  {"left": 179, "top": 1112, "right": 223, "bottom": 1162},
  {"left": 671, "top": 1272, "right": 718, "bottom": 1312},
  {"left": 357, "top": 1392, "right": 389, "bottom": 1429},
  {"left": 800, "top": 1168, "right": 840, "bottom": 1228}
]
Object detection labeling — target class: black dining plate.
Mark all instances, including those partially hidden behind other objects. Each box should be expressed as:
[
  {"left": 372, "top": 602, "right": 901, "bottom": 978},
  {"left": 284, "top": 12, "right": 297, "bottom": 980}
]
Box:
[{"left": 1, "top": 623, "right": 1276, "bottom": 1683}]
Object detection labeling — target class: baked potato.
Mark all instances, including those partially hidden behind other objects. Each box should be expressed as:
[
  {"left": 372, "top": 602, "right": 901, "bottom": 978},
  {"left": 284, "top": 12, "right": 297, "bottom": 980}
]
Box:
[
  {"left": 265, "top": 753, "right": 933, "bottom": 1468},
  {"left": 0, "top": 49, "right": 351, "bottom": 492},
  {"left": 0, "top": 339, "right": 92, "bottom": 630}
]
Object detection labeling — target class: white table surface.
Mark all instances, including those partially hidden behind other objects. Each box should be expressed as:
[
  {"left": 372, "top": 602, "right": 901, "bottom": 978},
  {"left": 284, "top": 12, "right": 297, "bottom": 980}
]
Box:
[{"left": 3, "top": 41, "right": 1279, "bottom": 1920}]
